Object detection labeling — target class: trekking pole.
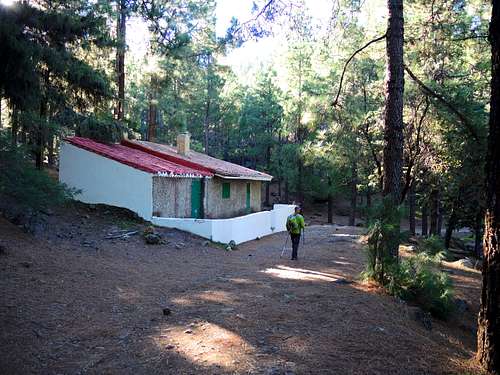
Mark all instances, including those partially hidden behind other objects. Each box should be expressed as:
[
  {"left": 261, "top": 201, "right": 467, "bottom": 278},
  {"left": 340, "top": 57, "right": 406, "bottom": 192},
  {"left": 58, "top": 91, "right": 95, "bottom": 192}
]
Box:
[
  {"left": 302, "top": 228, "right": 306, "bottom": 259},
  {"left": 280, "top": 234, "right": 289, "bottom": 258}
]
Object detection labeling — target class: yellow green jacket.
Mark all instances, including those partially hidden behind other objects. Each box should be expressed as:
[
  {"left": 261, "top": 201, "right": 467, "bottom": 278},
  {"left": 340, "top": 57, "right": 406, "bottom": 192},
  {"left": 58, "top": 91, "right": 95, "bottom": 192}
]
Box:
[{"left": 286, "top": 214, "right": 305, "bottom": 235}]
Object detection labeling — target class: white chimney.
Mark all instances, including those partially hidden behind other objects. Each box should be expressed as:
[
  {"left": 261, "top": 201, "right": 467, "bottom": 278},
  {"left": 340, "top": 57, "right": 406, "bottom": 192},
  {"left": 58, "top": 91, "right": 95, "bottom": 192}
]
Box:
[{"left": 177, "top": 132, "right": 190, "bottom": 155}]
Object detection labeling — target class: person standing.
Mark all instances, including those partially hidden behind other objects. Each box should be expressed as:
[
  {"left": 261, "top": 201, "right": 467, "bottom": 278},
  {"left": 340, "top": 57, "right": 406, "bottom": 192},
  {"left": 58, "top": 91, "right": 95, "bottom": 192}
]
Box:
[{"left": 286, "top": 206, "right": 305, "bottom": 260}]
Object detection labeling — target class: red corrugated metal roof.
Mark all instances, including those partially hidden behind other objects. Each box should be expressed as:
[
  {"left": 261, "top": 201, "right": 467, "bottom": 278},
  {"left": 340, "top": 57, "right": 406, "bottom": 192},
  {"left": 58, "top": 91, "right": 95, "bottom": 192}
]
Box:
[
  {"left": 123, "top": 140, "right": 273, "bottom": 181},
  {"left": 65, "top": 137, "right": 213, "bottom": 177}
]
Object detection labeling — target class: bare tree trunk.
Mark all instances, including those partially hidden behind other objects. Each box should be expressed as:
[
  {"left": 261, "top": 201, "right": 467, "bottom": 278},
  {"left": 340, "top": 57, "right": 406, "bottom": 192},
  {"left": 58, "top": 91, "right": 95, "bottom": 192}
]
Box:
[
  {"left": 381, "top": 0, "right": 404, "bottom": 259},
  {"left": 47, "top": 134, "right": 55, "bottom": 167},
  {"left": 366, "top": 189, "right": 372, "bottom": 208},
  {"left": 0, "top": 98, "right": 2, "bottom": 129},
  {"left": 328, "top": 176, "right": 333, "bottom": 224},
  {"left": 444, "top": 207, "right": 457, "bottom": 249},
  {"left": 477, "top": 3, "right": 500, "bottom": 371},
  {"left": 147, "top": 76, "right": 157, "bottom": 142},
  {"left": 297, "top": 161, "right": 304, "bottom": 205},
  {"left": 114, "top": 0, "right": 126, "bottom": 122},
  {"left": 349, "top": 161, "right": 357, "bottom": 226},
  {"left": 284, "top": 180, "right": 289, "bottom": 204},
  {"left": 11, "top": 104, "right": 18, "bottom": 146},
  {"left": 430, "top": 189, "right": 439, "bottom": 236},
  {"left": 409, "top": 182, "right": 416, "bottom": 236},
  {"left": 437, "top": 203, "right": 444, "bottom": 237},
  {"left": 474, "top": 210, "right": 483, "bottom": 259},
  {"left": 421, "top": 203, "right": 428, "bottom": 237}
]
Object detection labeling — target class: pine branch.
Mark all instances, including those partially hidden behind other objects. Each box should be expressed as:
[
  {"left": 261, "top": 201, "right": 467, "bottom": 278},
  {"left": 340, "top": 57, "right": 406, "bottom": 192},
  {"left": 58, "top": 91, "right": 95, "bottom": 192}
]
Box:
[
  {"left": 404, "top": 65, "right": 480, "bottom": 142},
  {"left": 332, "top": 34, "right": 386, "bottom": 107}
]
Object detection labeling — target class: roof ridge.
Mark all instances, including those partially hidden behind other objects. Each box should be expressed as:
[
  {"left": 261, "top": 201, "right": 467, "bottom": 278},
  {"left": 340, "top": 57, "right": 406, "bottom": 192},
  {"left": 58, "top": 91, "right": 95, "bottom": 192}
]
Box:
[{"left": 121, "top": 139, "right": 214, "bottom": 175}]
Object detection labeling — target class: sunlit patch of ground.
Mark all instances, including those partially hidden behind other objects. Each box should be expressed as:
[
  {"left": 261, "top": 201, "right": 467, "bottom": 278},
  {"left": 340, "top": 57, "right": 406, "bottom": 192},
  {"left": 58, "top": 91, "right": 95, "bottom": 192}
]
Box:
[
  {"left": 262, "top": 265, "right": 343, "bottom": 282},
  {"left": 152, "top": 321, "right": 256, "bottom": 372}
]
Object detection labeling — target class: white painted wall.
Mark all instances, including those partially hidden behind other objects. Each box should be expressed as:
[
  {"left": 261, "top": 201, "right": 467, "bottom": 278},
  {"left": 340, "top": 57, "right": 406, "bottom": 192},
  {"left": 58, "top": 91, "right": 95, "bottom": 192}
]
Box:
[
  {"left": 59, "top": 142, "right": 153, "bottom": 220},
  {"left": 152, "top": 204, "right": 295, "bottom": 244}
]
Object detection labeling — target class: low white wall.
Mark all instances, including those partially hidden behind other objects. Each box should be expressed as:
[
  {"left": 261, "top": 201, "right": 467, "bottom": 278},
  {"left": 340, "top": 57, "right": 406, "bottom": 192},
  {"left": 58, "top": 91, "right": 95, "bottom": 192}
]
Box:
[
  {"left": 59, "top": 142, "right": 153, "bottom": 220},
  {"left": 152, "top": 204, "right": 295, "bottom": 244}
]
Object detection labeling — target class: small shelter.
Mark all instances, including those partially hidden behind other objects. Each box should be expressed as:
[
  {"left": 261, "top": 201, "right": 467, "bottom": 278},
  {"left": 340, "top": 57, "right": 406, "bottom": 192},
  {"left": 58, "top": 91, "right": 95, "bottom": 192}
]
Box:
[{"left": 59, "top": 133, "right": 272, "bottom": 221}]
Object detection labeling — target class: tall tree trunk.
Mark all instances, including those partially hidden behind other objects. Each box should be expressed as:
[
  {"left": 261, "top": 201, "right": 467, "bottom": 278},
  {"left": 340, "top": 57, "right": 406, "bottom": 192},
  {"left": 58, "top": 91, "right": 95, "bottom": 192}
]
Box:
[
  {"left": 430, "top": 189, "right": 439, "bottom": 236},
  {"left": 349, "top": 161, "right": 357, "bottom": 226},
  {"left": 474, "top": 210, "right": 483, "bottom": 259},
  {"left": 36, "top": 70, "right": 50, "bottom": 170},
  {"left": 278, "top": 179, "right": 282, "bottom": 203},
  {"left": 421, "top": 203, "right": 428, "bottom": 237},
  {"left": 327, "top": 176, "right": 334, "bottom": 224},
  {"left": 437, "top": 202, "right": 444, "bottom": 237},
  {"left": 381, "top": 0, "right": 404, "bottom": 257},
  {"left": 477, "top": 3, "right": 500, "bottom": 372},
  {"left": 444, "top": 206, "right": 457, "bottom": 249},
  {"left": 297, "top": 161, "right": 304, "bottom": 205},
  {"left": 11, "top": 104, "right": 18, "bottom": 146},
  {"left": 409, "top": 182, "right": 416, "bottom": 236},
  {"left": 0, "top": 98, "right": 2, "bottom": 129},
  {"left": 284, "top": 180, "right": 289, "bottom": 204},
  {"left": 147, "top": 76, "right": 157, "bottom": 142},
  {"left": 47, "top": 134, "right": 55, "bottom": 167},
  {"left": 366, "top": 189, "right": 372, "bottom": 208},
  {"left": 265, "top": 144, "right": 271, "bottom": 206},
  {"left": 114, "top": 0, "right": 126, "bottom": 122}
]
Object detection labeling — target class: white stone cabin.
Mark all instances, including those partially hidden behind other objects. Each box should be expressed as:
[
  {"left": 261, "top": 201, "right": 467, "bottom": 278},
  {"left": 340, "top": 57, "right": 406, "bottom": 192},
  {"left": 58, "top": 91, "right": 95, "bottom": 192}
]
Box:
[{"left": 59, "top": 133, "right": 273, "bottom": 221}]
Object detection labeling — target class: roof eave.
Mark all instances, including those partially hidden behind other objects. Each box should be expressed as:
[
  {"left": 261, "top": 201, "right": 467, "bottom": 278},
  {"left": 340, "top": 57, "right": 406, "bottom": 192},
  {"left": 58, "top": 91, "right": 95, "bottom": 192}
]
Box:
[{"left": 214, "top": 173, "right": 273, "bottom": 182}]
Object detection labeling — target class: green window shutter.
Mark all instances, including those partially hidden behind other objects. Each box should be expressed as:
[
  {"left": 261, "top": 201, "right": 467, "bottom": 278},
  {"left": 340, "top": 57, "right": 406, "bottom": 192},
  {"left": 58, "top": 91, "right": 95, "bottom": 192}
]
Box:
[{"left": 222, "top": 182, "right": 231, "bottom": 199}]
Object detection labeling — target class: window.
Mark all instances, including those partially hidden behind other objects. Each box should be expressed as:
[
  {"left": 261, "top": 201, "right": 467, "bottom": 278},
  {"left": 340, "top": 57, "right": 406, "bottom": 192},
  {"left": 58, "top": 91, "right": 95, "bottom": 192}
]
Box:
[{"left": 222, "top": 182, "right": 231, "bottom": 199}]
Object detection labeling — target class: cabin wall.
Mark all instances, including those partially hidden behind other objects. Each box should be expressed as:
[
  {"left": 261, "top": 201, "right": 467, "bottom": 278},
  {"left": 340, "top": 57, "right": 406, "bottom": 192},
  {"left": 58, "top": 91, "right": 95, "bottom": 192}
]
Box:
[
  {"left": 59, "top": 142, "right": 153, "bottom": 220},
  {"left": 204, "top": 178, "right": 261, "bottom": 219},
  {"left": 152, "top": 177, "right": 192, "bottom": 218}
]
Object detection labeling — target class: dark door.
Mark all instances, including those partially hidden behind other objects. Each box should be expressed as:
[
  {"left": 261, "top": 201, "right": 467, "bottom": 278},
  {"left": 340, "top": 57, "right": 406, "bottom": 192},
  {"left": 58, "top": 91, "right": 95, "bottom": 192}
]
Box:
[
  {"left": 191, "top": 179, "right": 202, "bottom": 218},
  {"left": 246, "top": 183, "right": 251, "bottom": 214}
]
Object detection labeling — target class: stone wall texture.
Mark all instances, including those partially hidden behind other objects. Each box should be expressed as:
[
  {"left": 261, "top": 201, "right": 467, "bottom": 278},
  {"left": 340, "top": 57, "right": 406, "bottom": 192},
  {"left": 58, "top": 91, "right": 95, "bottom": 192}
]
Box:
[{"left": 153, "top": 176, "right": 262, "bottom": 219}]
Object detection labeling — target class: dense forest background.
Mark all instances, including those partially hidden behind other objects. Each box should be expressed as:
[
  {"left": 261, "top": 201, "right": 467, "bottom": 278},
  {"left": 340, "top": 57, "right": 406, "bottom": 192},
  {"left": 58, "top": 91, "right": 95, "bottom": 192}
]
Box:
[
  {"left": 0, "top": 1, "right": 490, "bottom": 248},
  {"left": 2, "top": 1, "right": 500, "bottom": 372}
]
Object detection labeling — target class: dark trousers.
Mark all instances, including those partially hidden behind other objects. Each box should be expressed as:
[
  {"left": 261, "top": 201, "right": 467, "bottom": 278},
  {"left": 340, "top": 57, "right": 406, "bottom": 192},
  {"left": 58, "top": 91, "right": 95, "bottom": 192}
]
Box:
[{"left": 290, "top": 233, "right": 301, "bottom": 260}]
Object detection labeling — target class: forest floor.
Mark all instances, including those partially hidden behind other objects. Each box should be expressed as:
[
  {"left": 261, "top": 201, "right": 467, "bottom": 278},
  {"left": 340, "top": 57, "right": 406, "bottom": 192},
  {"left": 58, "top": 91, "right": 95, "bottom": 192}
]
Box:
[{"left": 0, "top": 203, "right": 483, "bottom": 375}]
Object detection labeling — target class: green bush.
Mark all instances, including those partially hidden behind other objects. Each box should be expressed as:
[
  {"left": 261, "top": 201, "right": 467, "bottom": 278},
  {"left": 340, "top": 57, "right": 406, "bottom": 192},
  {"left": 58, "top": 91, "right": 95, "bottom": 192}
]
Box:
[
  {"left": 386, "top": 252, "right": 454, "bottom": 319},
  {"left": 420, "top": 235, "right": 446, "bottom": 256},
  {"left": 362, "top": 200, "right": 454, "bottom": 319},
  {"left": 0, "top": 131, "right": 76, "bottom": 211}
]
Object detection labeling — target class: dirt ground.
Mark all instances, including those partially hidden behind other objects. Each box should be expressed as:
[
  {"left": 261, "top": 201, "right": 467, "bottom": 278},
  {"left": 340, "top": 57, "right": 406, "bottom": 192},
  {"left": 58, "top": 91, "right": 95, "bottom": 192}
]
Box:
[{"left": 0, "top": 204, "right": 483, "bottom": 374}]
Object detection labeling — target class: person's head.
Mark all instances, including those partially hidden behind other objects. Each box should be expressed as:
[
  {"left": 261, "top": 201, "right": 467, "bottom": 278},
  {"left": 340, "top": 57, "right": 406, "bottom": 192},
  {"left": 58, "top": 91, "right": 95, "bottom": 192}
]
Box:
[{"left": 294, "top": 206, "right": 301, "bottom": 214}]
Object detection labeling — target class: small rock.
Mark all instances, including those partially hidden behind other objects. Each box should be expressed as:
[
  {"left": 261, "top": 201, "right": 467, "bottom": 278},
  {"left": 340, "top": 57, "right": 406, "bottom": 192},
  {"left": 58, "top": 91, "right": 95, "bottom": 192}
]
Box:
[
  {"left": 406, "top": 245, "right": 417, "bottom": 252},
  {"left": 175, "top": 242, "right": 185, "bottom": 249},
  {"left": 166, "top": 344, "right": 175, "bottom": 350},
  {"left": 474, "top": 259, "right": 483, "bottom": 270},
  {"left": 451, "top": 258, "right": 474, "bottom": 269},
  {"left": 145, "top": 233, "right": 161, "bottom": 245},
  {"left": 162, "top": 308, "right": 172, "bottom": 316},
  {"left": 334, "top": 278, "right": 352, "bottom": 285},
  {"left": 265, "top": 367, "right": 281, "bottom": 375},
  {"left": 184, "top": 329, "right": 193, "bottom": 334},
  {"left": 409, "top": 307, "right": 432, "bottom": 331}
]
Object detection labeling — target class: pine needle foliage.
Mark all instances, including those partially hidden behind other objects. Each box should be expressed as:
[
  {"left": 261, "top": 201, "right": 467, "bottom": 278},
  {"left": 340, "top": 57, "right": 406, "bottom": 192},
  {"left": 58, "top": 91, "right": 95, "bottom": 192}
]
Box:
[{"left": 0, "top": 132, "right": 76, "bottom": 211}]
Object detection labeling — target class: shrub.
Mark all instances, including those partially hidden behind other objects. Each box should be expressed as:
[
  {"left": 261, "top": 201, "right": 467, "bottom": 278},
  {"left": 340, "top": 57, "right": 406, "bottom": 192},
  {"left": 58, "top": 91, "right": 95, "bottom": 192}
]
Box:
[
  {"left": 0, "top": 131, "right": 76, "bottom": 211},
  {"left": 386, "top": 253, "right": 454, "bottom": 319},
  {"left": 420, "top": 235, "right": 447, "bottom": 256},
  {"left": 362, "top": 200, "right": 454, "bottom": 319}
]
